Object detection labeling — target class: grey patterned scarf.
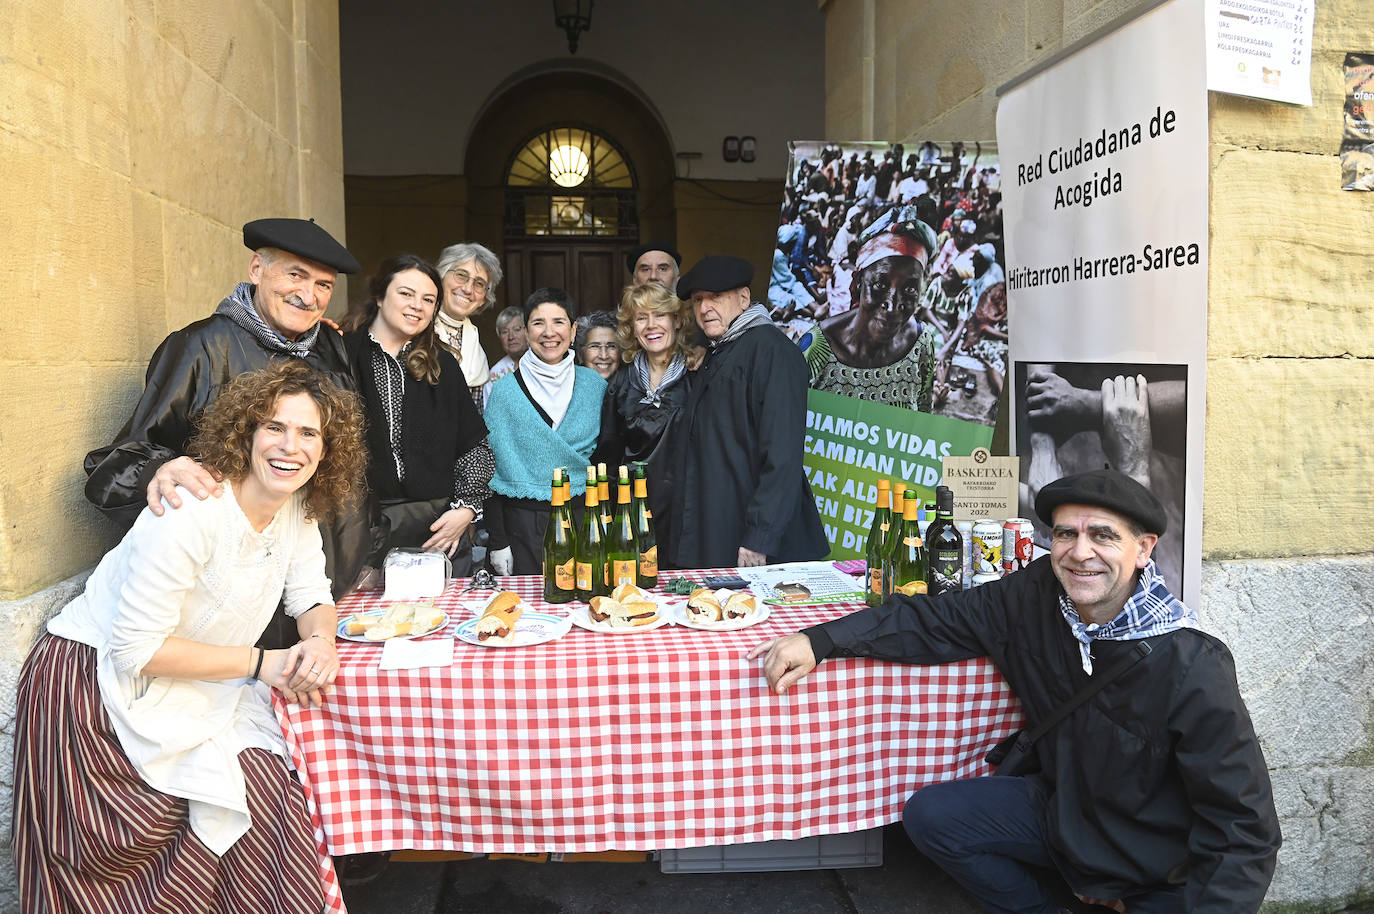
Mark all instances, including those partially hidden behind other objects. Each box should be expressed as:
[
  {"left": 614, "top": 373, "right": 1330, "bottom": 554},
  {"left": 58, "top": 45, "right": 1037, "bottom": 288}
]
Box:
[
  {"left": 213, "top": 282, "right": 320, "bottom": 357},
  {"left": 634, "top": 351, "right": 687, "bottom": 407},
  {"left": 710, "top": 302, "right": 774, "bottom": 349}
]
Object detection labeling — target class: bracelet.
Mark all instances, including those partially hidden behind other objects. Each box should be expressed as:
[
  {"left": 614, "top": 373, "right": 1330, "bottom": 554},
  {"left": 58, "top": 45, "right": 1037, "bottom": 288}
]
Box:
[{"left": 251, "top": 647, "right": 265, "bottom": 680}]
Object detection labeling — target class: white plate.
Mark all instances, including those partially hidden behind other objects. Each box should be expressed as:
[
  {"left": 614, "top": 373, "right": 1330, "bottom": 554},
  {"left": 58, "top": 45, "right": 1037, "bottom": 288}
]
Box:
[
  {"left": 454, "top": 610, "right": 572, "bottom": 648},
  {"left": 337, "top": 610, "right": 450, "bottom": 643},
  {"left": 569, "top": 594, "right": 674, "bottom": 634},
  {"left": 674, "top": 599, "right": 771, "bottom": 632}
]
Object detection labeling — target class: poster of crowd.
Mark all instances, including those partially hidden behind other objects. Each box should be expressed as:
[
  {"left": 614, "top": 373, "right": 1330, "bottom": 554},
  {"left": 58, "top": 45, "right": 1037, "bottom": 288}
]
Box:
[
  {"left": 769, "top": 140, "right": 1008, "bottom": 557},
  {"left": 998, "top": 0, "right": 1207, "bottom": 604}
]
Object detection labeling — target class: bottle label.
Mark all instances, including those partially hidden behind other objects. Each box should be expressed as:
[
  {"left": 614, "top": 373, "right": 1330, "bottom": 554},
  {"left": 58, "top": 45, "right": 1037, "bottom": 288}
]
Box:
[
  {"left": 556, "top": 559, "right": 575, "bottom": 590},
  {"left": 880, "top": 521, "right": 890, "bottom": 534},
  {"left": 638, "top": 546, "right": 658, "bottom": 577},
  {"left": 904, "top": 535, "right": 923, "bottom": 548},
  {"left": 895, "top": 579, "right": 928, "bottom": 596},
  {"left": 868, "top": 566, "right": 883, "bottom": 595},
  {"left": 611, "top": 559, "right": 636, "bottom": 587},
  {"left": 576, "top": 562, "right": 592, "bottom": 591}
]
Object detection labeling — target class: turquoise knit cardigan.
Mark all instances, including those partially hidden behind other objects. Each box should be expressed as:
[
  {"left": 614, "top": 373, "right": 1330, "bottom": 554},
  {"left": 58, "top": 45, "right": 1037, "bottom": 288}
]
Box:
[{"left": 485, "top": 366, "right": 607, "bottom": 500}]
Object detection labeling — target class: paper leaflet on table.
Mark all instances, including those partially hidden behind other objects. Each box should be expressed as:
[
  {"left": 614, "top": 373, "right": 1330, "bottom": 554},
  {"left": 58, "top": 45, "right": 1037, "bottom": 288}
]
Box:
[
  {"left": 379, "top": 637, "right": 454, "bottom": 671},
  {"left": 738, "top": 561, "right": 865, "bottom": 605}
]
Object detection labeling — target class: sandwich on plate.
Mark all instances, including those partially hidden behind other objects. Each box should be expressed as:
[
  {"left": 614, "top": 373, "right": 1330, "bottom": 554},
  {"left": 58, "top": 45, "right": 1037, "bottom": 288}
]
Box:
[{"left": 475, "top": 591, "right": 524, "bottom": 644}]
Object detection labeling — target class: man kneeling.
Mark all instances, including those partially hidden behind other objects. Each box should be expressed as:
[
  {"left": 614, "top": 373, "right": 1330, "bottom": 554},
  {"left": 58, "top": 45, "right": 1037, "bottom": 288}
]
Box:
[{"left": 749, "top": 469, "right": 1280, "bottom": 913}]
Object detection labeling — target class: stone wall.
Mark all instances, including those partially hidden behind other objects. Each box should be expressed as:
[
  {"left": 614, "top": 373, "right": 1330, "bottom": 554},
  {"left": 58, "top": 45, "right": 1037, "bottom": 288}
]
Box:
[
  {"left": 0, "top": 0, "right": 348, "bottom": 907},
  {"left": 822, "top": 0, "right": 1374, "bottom": 907}
]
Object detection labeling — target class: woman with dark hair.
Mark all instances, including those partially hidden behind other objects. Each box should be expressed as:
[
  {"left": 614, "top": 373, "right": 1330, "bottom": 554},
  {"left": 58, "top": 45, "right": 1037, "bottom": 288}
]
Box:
[
  {"left": 592, "top": 283, "right": 694, "bottom": 566},
  {"left": 484, "top": 287, "right": 607, "bottom": 575},
  {"left": 574, "top": 309, "right": 621, "bottom": 380},
  {"left": 13, "top": 361, "right": 367, "bottom": 913},
  {"left": 340, "top": 254, "right": 493, "bottom": 569}
]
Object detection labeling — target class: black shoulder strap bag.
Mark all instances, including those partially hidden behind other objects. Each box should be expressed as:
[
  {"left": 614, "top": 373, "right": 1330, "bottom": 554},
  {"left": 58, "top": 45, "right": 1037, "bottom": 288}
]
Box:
[
  {"left": 985, "top": 640, "right": 1153, "bottom": 776},
  {"left": 512, "top": 368, "right": 555, "bottom": 428}
]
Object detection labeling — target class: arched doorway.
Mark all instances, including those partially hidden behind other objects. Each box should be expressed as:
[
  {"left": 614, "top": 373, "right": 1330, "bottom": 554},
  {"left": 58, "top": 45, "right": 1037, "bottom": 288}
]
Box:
[
  {"left": 502, "top": 124, "right": 638, "bottom": 315},
  {"left": 464, "top": 66, "right": 676, "bottom": 316}
]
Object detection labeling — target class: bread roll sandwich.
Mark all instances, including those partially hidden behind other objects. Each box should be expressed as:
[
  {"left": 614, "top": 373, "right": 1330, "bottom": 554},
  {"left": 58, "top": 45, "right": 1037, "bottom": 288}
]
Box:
[
  {"left": 363, "top": 600, "right": 443, "bottom": 641},
  {"left": 588, "top": 595, "right": 659, "bottom": 628},
  {"left": 685, "top": 588, "right": 722, "bottom": 624},
  {"left": 475, "top": 591, "right": 524, "bottom": 644},
  {"left": 611, "top": 582, "right": 649, "bottom": 603},
  {"left": 722, "top": 592, "right": 757, "bottom": 621}
]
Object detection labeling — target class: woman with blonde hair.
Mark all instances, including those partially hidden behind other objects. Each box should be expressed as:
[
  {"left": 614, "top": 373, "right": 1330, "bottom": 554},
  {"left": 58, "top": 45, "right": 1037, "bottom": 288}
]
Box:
[
  {"left": 592, "top": 282, "right": 694, "bottom": 566},
  {"left": 13, "top": 361, "right": 367, "bottom": 913}
]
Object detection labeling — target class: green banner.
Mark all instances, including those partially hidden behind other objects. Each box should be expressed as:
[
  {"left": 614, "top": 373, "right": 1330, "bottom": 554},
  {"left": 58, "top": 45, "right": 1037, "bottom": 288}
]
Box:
[{"left": 804, "top": 388, "right": 993, "bottom": 558}]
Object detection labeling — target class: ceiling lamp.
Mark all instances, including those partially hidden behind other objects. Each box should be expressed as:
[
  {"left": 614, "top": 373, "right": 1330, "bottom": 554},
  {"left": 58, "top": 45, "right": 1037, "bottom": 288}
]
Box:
[
  {"left": 550, "top": 144, "right": 590, "bottom": 187},
  {"left": 552, "top": 0, "right": 594, "bottom": 54}
]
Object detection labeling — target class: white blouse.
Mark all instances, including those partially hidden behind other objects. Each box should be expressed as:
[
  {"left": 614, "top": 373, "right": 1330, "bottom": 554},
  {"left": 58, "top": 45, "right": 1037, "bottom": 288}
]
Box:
[{"left": 48, "top": 481, "right": 334, "bottom": 855}]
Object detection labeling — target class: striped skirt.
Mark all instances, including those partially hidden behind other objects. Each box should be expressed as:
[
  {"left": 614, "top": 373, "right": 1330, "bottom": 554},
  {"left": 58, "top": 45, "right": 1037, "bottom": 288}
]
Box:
[{"left": 12, "top": 634, "right": 326, "bottom": 914}]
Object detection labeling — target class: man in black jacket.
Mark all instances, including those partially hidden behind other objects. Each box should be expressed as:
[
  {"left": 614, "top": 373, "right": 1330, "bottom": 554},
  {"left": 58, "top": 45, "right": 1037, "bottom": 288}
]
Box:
[
  {"left": 669, "top": 255, "right": 828, "bottom": 568},
  {"left": 749, "top": 469, "right": 1280, "bottom": 913},
  {"left": 84, "top": 217, "right": 371, "bottom": 598}
]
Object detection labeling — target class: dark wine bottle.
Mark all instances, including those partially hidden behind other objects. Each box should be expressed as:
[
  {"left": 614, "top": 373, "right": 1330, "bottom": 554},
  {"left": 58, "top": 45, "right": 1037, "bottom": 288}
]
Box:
[{"left": 925, "top": 485, "right": 963, "bottom": 596}]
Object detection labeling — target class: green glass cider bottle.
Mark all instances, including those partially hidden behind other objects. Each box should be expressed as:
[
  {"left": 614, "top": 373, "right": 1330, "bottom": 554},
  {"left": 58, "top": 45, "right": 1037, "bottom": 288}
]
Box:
[
  {"left": 576, "top": 466, "right": 609, "bottom": 601},
  {"left": 890, "top": 489, "right": 929, "bottom": 596},
  {"left": 542, "top": 467, "right": 576, "bottom": 603},
  {"left": 865, "top": 479, "right": 892, "bottom": 606},
  {"left": 632, "top": 464, "right": 658, "bottom": 589},
  {"left": 607, "top": 465, "right": 639, "bottom": 590}
]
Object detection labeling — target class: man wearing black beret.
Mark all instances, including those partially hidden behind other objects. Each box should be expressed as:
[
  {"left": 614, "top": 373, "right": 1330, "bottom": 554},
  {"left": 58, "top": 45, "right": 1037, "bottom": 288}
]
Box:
[
  {"left": 84, "top": 218, "right": 372, "bottom": 600},
  {"left": 669, "top": 255, "right": 828, "bottom": 568},
  {"left": 627, "top": 239, "right": 681, "bottom": 293},
  {"left": 751, "top": 468, "right": 1280, "bottom": 913}
]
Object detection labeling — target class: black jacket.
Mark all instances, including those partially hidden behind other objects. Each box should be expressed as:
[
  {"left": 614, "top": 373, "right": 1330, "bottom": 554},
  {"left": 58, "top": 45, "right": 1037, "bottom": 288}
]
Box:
[
  {"left": 343, "top": 331, "right": 487, "bottom": 502},
  {"left": 805, "top": 558, "right": 1280, "bottom": 911},
  {"left": 669, "top": 323, "right": 828, "bottom": 567},
  {"left": 591, "top": 364, "right": 690, "bottom": 567},
  {"left": 83, "top": 308, "right": 369, "bottom": 598}
]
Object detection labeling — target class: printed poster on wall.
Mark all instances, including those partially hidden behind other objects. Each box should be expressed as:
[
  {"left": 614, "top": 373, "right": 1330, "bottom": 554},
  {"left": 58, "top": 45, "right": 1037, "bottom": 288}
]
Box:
[
  {"left": 997, "top": 0, "right": 1207, "bottom": 606},
  {"left": 768, "top": 140, "right": 1008, "bottom": 557}
]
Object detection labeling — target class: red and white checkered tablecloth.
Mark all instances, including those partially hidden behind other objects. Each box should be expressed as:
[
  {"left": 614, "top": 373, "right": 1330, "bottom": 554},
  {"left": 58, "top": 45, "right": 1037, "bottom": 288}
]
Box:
[{"left": 277, "top": 569, "right": 1023, "bottom": 913}]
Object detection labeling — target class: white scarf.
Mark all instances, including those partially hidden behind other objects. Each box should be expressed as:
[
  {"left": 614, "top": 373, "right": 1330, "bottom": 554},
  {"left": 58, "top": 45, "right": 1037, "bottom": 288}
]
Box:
[
  {"left": 519, "top": 348, "right": 576, "bottom": 428},
  {"left": 435, "top": 311, "right": 490, "bottom": 388}
]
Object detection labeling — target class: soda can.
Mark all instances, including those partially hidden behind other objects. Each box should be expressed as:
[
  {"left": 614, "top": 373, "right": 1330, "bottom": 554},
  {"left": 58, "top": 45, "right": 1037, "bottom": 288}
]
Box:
[
  {"left": 1002, "top": 519, "right": 1035, "bottom": 575},
  {"left": 971, "top": 571, "right": 1002, "bottom": 588},
  {"left": 971, "top": 519, "right": 1003, "bottom": 575}
]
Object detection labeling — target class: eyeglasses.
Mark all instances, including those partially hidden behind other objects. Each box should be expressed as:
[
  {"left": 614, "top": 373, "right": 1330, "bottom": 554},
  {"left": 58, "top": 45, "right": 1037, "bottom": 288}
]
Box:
[
  {"left": 583, "top": 342, "right": 620, "bottom": 354},
  {"left": 447, "top": 269, "right": 488, "bottom": 295}
]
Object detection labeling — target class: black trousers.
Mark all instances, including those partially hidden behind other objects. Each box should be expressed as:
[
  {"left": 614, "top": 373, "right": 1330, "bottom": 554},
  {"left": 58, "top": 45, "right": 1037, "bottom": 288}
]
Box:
[{"left": 487, "top": 495, "right": 585, "bottom": 577}]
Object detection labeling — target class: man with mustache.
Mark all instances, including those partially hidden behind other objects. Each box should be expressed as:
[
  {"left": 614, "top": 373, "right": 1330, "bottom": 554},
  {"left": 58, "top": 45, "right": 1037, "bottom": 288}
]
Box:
[
  {"left": 85, "top": 218, "right": 370, "bottom": 599},
  {"left": 800, "top": 204, "right": 937, "bottom": 412}
]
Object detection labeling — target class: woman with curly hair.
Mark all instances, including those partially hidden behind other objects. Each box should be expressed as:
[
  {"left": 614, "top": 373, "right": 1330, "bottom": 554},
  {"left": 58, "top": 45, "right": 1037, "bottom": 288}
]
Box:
[
  {"left": 12, "top": 361, "right": 366, "bottom": 914},
  {"left": 340, "top": 254, "right": 493, "bottom": 569},
  {"left": 592, "top": 283, "right": 694, "bottom": 567}
]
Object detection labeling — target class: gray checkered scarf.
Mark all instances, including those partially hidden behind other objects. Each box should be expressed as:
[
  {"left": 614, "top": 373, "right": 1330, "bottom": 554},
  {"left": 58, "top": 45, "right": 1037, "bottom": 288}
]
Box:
[{"left": 710, "top": 303, "right": 773, "bottom": 349}]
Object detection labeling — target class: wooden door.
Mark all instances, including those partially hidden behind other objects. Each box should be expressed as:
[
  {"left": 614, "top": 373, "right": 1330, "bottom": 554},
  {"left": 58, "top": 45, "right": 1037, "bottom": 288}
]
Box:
[{"left": 504, "top": 241, "right": 635, "bottom": 317}]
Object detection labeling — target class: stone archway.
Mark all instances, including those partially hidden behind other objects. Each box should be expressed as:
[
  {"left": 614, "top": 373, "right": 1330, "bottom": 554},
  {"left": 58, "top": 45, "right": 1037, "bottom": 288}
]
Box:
[{"left": 463, "top": 64, "right": 676, "bottom": 316}]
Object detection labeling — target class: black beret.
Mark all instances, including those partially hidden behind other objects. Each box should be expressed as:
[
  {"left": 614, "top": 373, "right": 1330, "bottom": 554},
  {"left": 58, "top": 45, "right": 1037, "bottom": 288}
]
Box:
[
  {"left": 676, "top": 255, "right": 753, "bottom": 300},
  {"left": 626, "top": 239, "right": 682, "bottom": 273},
  {"left": 1034, "top": 468, "right": 1167, "bottom": 536},
  {"left": 243, "top": 218, "right": 360, "bottom": 275}
]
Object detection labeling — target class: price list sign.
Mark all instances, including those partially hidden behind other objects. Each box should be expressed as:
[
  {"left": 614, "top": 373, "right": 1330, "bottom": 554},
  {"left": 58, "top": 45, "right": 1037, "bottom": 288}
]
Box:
[{"left": 1206, "top": 0, "right": 1314, "bottom": 106}]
